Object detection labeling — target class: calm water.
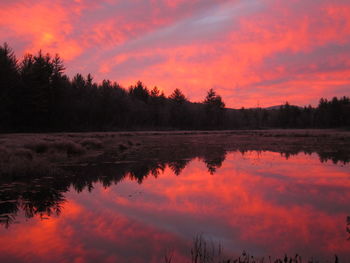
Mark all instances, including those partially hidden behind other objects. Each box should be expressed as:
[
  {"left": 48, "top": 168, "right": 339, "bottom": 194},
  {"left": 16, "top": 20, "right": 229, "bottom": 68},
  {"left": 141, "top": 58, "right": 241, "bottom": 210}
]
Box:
[{"left": 0, "top": 150, "right": 349, "bottom": 262}]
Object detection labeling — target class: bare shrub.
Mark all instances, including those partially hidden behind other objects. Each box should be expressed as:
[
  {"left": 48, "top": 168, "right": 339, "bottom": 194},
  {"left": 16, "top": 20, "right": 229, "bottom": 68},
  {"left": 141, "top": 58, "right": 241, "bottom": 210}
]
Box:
[
  {"left": 13, "top": 148, "right": 33, "bottom": 160},
  {"left": 164, "top": 249, "right": 174, "bottom": 263},
  {"left": 0, "top": 153, "right": 62, "bottom": 178},
  {"left": 52, "top": 140, "right": 85, "bottom": 155},
  {"left": 191, "top": 235, "right": 224, "bottom": 263},
  {"left": 80, "top": 138, "right": 103, "bottom": 149},
  {"left": 25, "top": 141, "right": 49, "bottom": 153},
  {"left": 187, "top": 236, "right": 328, "bottom": 263},
  {"left": 24, "top": 139, "right": 85, "bottom": 155},
  {"left": 118, "top": 144, "right": 128, "bottom": 151}
]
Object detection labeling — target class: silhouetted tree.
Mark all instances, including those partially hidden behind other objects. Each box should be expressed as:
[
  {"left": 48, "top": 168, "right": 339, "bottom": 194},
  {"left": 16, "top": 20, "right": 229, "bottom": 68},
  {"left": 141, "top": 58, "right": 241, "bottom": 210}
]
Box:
[
  {"left": 0, "top": 43, "right": 349, "bottom": 132},
  {"left": 20, "top": 51, "right": 55, "bottom": 129},
  {"left": 204, "top": 89, "right": 225, "bottom": 109},
  {"left": 169, "top": 88, "right": 186, "bottom": 104},
  {"left": 203, "top": 89, "right": 225, "bottom": 128},
  {"left": 129, "top": 81, "right": 149, "bottom": 103},
  {"left": 168, "top": 159, "right": 190, "bottom": 176},
  {"left": 0, "top": 43, "right": 20, "bottom": 130},
  {"left": 149, "top": 86, "right": 167, "bottom": 126},
  {"left": 168, "top": 88, "right": 191, "bottom": 128}
]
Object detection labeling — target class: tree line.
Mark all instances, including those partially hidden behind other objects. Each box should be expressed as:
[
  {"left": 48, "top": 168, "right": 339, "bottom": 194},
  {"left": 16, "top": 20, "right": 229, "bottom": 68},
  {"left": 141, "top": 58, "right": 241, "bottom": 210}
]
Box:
[{"left": 0, "top": 43, "right": 349, "bottom": 132}]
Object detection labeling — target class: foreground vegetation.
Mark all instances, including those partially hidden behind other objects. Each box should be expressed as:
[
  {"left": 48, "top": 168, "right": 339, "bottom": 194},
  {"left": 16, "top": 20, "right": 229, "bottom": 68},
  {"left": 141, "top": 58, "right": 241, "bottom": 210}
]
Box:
[
  {"left": 1, "top": 129, "right": 349, "bottom": 227},
  {"left": 0, "top": 130, "right": 349, "bottom": 261},
  {"left": 163, "top": 235, "right": 340, "bottom": 263},
  {"left": 1, "top": 129, "right": 349, "bottom": 180},
  {"left": 1, "top": 130, "right": 349, "bottom": 181},
  {"left": 1, "top": 43, "right": 349, "bottom": 132}
]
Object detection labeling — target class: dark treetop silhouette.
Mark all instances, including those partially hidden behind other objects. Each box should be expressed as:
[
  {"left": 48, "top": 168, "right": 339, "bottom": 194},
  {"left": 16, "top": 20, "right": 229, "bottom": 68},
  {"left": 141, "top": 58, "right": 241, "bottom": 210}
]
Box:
[{"left": 0, "top": 43, "right": 349, "bottom": 132}]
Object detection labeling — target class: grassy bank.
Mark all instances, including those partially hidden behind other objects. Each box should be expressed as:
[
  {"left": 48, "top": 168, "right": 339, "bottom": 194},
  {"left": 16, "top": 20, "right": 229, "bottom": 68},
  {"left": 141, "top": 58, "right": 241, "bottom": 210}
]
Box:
[{"left": 0, "top": 129, "right": 349, "bottom": 179}]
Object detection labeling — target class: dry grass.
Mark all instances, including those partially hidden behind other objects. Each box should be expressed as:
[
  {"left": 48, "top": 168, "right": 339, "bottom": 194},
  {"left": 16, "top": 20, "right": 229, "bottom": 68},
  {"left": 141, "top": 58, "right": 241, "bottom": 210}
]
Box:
[
  {"left": 0, "top": 146, "right": 62, "bottom": 178},
  {"left": 0, "top": 135, "right": 101, "bottom": 178},
  {"left": 24, "top": 139, "right": 85, "bottom": 155},
  {"left": 0, "top": 129, "right": 349, "bottom": 179},
  {"left": 165, "top": 235, "right": 339, "bottom": 263},
  {"left": 79, "top": 138, "right": 103, "bottom": 149}
]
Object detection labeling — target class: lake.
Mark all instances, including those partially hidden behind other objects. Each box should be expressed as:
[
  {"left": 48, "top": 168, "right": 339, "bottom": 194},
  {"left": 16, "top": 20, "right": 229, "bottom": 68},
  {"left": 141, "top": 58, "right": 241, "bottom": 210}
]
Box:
[{"left": 0, "top": 149, "right": 349, "bottom": 262}]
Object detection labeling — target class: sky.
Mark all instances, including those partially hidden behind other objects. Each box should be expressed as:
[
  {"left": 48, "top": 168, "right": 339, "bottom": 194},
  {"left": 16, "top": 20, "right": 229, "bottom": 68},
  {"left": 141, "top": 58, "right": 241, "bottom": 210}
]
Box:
[{"left": 1, "top": 0, "right": 350, "bottom": 108}]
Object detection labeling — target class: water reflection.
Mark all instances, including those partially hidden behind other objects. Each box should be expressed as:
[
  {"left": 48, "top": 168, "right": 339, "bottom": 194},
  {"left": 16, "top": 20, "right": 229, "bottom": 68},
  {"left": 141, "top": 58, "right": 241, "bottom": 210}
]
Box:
[
  {"left": 347, "top": 216, "right": 350, "bottom": 240},
  {"left": 0, "top": 146, "right": 349, "bottom": 262},
  {"left": 0, "top": 146, "right": 229, "bottom": 227},
  {"left": 0, "top": 180, "right": 66, "bottom": 228}
]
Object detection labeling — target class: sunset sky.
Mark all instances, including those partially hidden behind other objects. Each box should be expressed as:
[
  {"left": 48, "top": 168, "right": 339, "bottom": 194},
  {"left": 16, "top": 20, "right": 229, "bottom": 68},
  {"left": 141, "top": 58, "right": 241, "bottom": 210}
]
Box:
[{"left": 1, "top": 0, "right": 350, "bottom": 108}]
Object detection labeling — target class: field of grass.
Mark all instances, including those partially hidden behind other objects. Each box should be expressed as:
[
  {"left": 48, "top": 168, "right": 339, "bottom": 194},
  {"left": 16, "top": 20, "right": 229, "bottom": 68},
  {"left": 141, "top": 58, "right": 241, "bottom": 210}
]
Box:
[{"left": 0, "top": 129, "right": 349, "bottom": 179}]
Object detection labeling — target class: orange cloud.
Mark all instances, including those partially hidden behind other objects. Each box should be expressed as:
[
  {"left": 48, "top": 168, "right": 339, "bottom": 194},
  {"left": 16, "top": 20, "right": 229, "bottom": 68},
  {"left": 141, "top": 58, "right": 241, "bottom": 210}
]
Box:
[{"left": 0, "top": 1, "right": 83, "bottom": 60}]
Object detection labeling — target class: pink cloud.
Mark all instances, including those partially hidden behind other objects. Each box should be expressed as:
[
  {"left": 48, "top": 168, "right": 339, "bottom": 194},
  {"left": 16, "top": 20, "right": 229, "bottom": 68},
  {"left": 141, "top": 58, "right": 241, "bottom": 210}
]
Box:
[{"left": 1, "top": 0, "right": 349, "bottom": 107}]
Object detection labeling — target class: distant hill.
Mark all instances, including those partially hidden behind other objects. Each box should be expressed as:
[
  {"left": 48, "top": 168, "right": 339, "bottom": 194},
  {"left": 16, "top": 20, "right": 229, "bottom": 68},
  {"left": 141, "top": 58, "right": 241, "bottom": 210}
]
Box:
[
  {"left": 226, "top": 105, "right": 303, "bottom": 111},
  {"left": 265, "top": 105, "right": 285, "bottom": 110},
  {"left": 264, "top": 105, "right": 303, "bottom": 110}
]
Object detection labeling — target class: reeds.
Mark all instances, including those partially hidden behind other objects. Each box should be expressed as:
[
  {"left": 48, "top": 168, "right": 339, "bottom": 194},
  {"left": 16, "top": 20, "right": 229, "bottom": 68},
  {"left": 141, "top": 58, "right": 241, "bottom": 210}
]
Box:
[{"left": 164, "top": 235, "right": 340, "bottom": 263}]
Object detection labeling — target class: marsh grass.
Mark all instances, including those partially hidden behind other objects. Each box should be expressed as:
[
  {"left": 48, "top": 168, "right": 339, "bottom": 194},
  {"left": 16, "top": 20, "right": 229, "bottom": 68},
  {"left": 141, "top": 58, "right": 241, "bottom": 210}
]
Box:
[
  {"left": 0, "top": 133, "right": 139, "bottom": 179},
  {"left": 0, "top": 130, "right": 348, "bottom": 181},
  {"left": 0, "top": 132, "right": 144, "bottom": 181},
  {"left": 0, "top": 136, "right": 96, "bottom": 178},
  {"left": 165, "top": 235, "right": 340, "bottom": 263},
  {"left": 24, "top": 139, "right": 85, "bottom": 155},
  {"left": 118, "top": 143, "right": 128, "bottom": 151},
  {"left": 164, "top": 249, "right": 175, "bottom": 263},
  {"left": 191, "top": 235, "right": 224, "bottom": 263},
  {"left": 0, "top": 149, "right": 62, "bottom": 178},
  {"left": 347, "top": 216, "right": 350, "bottom": 240},
  {"left": 79, "top": 138, "right": 103, "bottom": 149}
]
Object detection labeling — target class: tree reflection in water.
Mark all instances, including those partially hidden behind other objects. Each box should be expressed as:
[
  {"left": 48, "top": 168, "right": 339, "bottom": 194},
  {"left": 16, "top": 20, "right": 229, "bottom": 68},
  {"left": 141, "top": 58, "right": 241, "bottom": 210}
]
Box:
[{"left": 0, "top": 145, "right": 349, "bottom": 229}]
